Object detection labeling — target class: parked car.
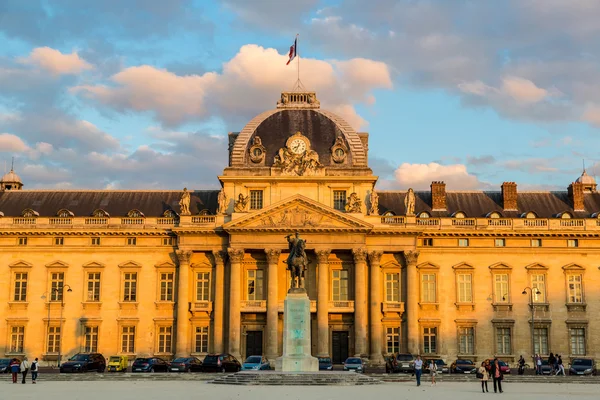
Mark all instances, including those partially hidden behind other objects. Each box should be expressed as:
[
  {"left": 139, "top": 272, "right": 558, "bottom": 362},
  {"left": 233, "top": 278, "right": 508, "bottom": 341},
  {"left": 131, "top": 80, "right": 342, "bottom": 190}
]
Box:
[
  {"left": 424, "top": 358, "right": 449, "bottom": 374},
  {"left": 131, "top": 357, "right": 169, "bottom": 373},
  {"left": 451, "top": 359, "right": 477, "bottom": 374},
  {"left": 168, "top": 357, "right": 203, "bottom": 372},
  {"left": 395, "top": 353, "right": 415, "bottom": 373},
  {"left": 107, "top": 355, "right": 128, "bottom": 372},
  {"left": 343, "top": 357, "right": 365, "bottom": 373},
  {"left": 484, "top": 359, "right": 511, "bottom": 374},
  {"left": 0, "top": 358, "right": 18, "bottom": 373},
  {"left": 569, "top": 358, "right": 596, "bottom": 376},
  {"left": 201, "top": 353, "right": 241, "bottom": 372},
  {"left": 241, "top": 355, "right": 270, "bottom": 371},
  {"left": 540, "top": 360, "right": 553, "bottom": 375},
  {"left": 319, "top": 357, "right": 333, "bottom": 371},
  {"left": 60, "top": 353, "right": 106, "bottom": 373}
]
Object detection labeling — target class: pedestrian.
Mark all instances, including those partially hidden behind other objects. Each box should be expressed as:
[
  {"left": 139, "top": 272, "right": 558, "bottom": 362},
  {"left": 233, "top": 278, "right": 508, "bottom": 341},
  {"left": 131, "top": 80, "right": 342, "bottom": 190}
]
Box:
[
  {"left": 491, "top": 358, "right": 504, "bottom": 393},
  {"left": 535, "top": 354, "right": 542, "bottom": 375},
  {"left": 478, "top": 361, "right": 489, "bottom": 393},
  {"left": 429, "top": 360, "right": 437, "bottom": 386},
  {"left": 548, "top": 353, "right": 555, "bottom": 375},
  {"left": 553, "top": 354, "right": 559, "bottom": 374},
  {"left": 556, "top": 355, "right": 565, "bottom": 376},
  {"left": 518, "top": 355, "right": 525, "bottom": 375},
  {"left": 31, "top": 357, "right": 39, "bottom": 384},
  {"left": 20, "top": 356, "right": 30, "bottom": 384},
  {"left": 9, "top": 358, "right": 19, "bottom": 383},
  {"left": 414, "top": 355, "right": 423, "bottom": 386}
]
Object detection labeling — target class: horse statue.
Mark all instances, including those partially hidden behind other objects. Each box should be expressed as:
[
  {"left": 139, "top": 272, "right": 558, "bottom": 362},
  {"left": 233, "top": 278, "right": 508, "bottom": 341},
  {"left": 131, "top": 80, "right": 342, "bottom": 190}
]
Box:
[{"left": 285, "top": 232, "right": 308, "bottom": 291}]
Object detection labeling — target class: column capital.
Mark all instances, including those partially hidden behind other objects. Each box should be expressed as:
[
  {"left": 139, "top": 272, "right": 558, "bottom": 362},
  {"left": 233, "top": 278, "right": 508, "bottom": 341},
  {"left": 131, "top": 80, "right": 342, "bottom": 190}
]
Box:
[
  {"left": 227, "top": 248, "right": 245, "bottom": 263},
  {"left": 212, "top": 249, "right": 227, "bottom": 265},
  {"left": 368, "top": 250, "right": 383, "bottom": 265},
  {"left": 403, "top": 250, "right": 420, "bottom": 267},
  {"left": 175, "top": 250, "right": 193, "bottom": 264},
  {"left": 315, "top": 249, "right": 331, "bottom": 264},
  {"left": 352, "top": 247, "right": 368, "bottom": 263},
  {"left": 264, "top": 249, "right": 282, "bottom": 264}
]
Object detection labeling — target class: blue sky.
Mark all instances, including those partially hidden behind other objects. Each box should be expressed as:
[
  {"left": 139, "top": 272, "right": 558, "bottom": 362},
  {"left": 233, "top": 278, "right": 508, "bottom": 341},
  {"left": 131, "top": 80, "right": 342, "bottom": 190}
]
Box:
[{"left": 0, "top": 0, "right": 599, "bottom": 190}]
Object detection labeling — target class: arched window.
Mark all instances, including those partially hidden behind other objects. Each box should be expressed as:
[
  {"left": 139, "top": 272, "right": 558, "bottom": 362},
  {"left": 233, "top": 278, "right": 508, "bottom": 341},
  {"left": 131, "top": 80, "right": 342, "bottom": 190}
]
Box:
[
  {"left": 56, "top": 209, "right": 74, "bottom": 218},
  {"left": 22, "top": 208, "right": 39, "bottom": 218},
  {"left": 127, "top": 209, "right": 144, "bottom": 218},
  {"left": 487, "top": 211, "right": 502, "bottom": 219},
  {"left": 163, "top": 209, "right": 178, "bottom": 218},
  {"left": 92, "top": 209, "right": 110, "bottom": 218},
  {"left": 198, "top": 209, "right": 212, "bottom": 216},
  {"left": 452, "top": 211, "right": 466, "bottom": 219},
  {"left": 521, "top": 211, "right": 537, "bottom": 219},
  {"left": 383, "top": 211, "right": 395, "bottom": 217},
  {"left": 418, "top": 211, "right": 430, "bottom": 219},
  {"left": 559, "top": 212, "right": 573, "bottom": 219}
]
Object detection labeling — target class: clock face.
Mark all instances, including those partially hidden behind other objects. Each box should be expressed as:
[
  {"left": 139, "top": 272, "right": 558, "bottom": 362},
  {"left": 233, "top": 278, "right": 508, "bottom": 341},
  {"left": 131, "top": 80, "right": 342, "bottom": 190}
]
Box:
[{"left": 289, "top": 138, "right": 307, "bottom": 154}]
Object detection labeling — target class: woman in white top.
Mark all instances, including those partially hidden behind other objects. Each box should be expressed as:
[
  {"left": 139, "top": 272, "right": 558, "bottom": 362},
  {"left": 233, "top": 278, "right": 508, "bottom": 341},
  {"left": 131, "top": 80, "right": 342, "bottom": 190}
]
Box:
[{"left": 429, "top": 360, "right": 438, "bottom": 386}]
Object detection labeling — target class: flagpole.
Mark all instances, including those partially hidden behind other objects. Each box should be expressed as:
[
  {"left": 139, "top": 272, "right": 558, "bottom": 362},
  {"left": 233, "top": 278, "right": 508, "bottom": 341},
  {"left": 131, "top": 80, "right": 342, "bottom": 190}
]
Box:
[{"left": 296, "top": 33, "right": 300, "bottom": 84}]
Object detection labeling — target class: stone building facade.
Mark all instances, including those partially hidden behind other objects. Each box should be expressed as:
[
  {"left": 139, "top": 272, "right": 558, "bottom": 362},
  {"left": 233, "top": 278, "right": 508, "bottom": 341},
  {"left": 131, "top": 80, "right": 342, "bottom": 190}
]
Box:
[{"left": 1, "top": 91, "right": 600, "bottom": 366}]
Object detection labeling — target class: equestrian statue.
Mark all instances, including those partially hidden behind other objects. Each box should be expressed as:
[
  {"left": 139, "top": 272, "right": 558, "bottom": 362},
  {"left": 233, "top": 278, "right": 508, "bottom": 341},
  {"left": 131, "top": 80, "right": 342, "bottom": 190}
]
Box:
[{"left": 285, "top": 232, "right": 308, "bottom": 292}]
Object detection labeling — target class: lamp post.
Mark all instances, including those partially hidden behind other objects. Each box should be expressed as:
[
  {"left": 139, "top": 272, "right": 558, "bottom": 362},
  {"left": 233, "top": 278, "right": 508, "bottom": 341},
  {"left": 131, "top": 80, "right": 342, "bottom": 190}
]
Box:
[
  {"left": 522, "top": 286, "right": 541, "bottom": 369},
  {"left": 53, "top": 285, "right": 72, "bottom": 367}
]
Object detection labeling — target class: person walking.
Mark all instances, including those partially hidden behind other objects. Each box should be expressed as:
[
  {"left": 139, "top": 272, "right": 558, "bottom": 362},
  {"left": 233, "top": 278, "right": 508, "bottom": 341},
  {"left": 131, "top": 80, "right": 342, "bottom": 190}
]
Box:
[
  {"left": 414, "top": 355, "right": 423, "bottom": 386},
  {"left": 9, "top": 358, "right": 19, "bottom": 383},
  {"left": 20, "top": 356, "right": 30, "bottom": 384},
  {"left": 535, "top": 354, "right": 542, "bottom": 375},
  {"left": 478, "top": 361, "right": 489, "bottom": 393},
  {"left": 518, "top": 355, "right": 525, "bottom": 375},
  {"left": 548, "top": 353, "right": 555, "bottom": 375},
  {"left": 556, "top": 355, "right": 565, "bottom": 376},
  {"left": 31, "top": 357, "right": 39, "bottom": 384},
  {"left": 429, "top": 360, "right": 437, "bottom": 386},
  {"left": 491, "top": 358, "right": 504, "bottom": 393}
]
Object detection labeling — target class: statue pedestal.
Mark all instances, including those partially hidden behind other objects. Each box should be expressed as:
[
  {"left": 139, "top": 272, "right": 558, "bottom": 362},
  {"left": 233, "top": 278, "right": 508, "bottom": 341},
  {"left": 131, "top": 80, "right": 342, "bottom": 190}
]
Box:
[{"left": 275, "top": 290, "right": 319, "bottom": 372}]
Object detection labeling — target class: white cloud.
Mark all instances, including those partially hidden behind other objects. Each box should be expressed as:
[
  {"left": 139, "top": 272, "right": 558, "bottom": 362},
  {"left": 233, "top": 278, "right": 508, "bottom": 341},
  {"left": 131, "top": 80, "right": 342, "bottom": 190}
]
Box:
[
  {"left": 0, "top": 133, "right": 28, "bottom": 152},
  {"left": 18, "top": 47, "right": 93, "bottom": 75},
  {"left": 394, "top": 162, "right": 486, "bottom": 190},
  {"left": 501, "top": 76, "right": 548, "bottom": 103},
  {"left": 582, "top": 104, "right": 600, "bottom": 127}
]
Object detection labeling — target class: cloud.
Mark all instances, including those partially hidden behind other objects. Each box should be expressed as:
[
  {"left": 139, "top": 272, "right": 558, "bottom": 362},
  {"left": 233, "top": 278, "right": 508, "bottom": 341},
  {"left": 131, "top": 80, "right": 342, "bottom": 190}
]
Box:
[
  {"left": 223, "top": 0, "right": 319, "bottom": 30},
  {"left": 18, "top": 47, "right": 93, "bottom": 75},
  {"left": 466, "top": 155, "right": 496, "bottom": 166},
  {"left": 501, "top": 158, "right": 560, "bottom": 174},
  {"left": 0, "top": 133, "right": 29, "bottom": 152},
  {"left": 582, "top": 104, "right": 600, "bottom": 127},
  {"left": 501, "top": 76, "right": 548, "bottom": 103},
  {"left": 394, "top": 162, "right": 487, "bottom": 190}
]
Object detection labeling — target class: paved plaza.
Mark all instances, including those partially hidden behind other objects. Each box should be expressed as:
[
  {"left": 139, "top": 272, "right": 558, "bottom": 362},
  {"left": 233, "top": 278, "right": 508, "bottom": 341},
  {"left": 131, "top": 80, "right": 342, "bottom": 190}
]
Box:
[{"left": 1, "top": 381, "right": 598, "bottom": 400}]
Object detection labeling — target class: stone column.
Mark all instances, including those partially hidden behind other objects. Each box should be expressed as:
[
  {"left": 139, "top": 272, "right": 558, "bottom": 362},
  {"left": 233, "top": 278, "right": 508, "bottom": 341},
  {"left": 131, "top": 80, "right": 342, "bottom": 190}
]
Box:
[
  {"left": 404, "top": 250, "right": 420, "bottom": 355},
  {"left": 212, "top": 250, "right": 227, "bottom": 353},
  {"left": 368, "top": 250, "right": 384, "bottom": 363},
  {"left": 316, "top": 249, "right": 331, "bottom": 357},
  {"left": 265, "top": 249, "right": 281, "bottom": 360},
  {"left": 353, "top": 247, "right": 368, "bottom": 357},
  {"left": 228, "top": 248, "right": 244, "bottom": 361},
  {"left": 175, "top": 250, "right": 192, "bottom": 356}
]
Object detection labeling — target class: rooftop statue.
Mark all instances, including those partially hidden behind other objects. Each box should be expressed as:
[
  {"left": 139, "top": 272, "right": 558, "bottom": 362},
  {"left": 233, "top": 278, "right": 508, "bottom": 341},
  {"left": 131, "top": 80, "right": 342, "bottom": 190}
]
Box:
[
  {"left": 179, "top": 188, "right": 191, "bottom": 216},
  {"left": 405, "top": 188, "right": 416, "bottom": 216}
]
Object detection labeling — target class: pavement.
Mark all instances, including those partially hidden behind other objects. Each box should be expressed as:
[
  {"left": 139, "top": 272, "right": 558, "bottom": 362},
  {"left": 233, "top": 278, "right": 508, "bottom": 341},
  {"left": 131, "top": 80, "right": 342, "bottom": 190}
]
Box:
[{"left": 1, "top": 381, "right": 599, "bottom": 400}]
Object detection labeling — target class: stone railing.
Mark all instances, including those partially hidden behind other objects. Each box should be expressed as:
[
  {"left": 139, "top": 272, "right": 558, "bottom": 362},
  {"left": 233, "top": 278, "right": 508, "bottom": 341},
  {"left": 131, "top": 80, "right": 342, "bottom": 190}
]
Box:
[
  {"left": 121, "top": 217, "right": 145, "bottom": 225},
  {"left": 382, "top": 301, "right": 405, "bottom": 313},
  {"left": 192, "top": 301, "right": 213, "bottom": 313},
  {"left": 49, "top": 218, "right": 73, "bottom": 225},
  {"left": 191, "top": 216, "right": 216, "bottom": 224},
  {"left": 157, "top": 218, "right": 176, "bottom": 225},
  {"left": 85, "top": 217, "right": 109, "bottom": 225},
  {"left": 380, "top": 216, "right": 405, "bottom": 225},
  {"left": 12, "top": 217, "right": 37, "bottom": 225},
  {"left": 241, "top": 300, "right": 267, "bottom": 312},
  {"left": 328, "top": 300, "right": 355, "bottom": 313},
  {"left": 378, "top": 216, "right": 597, "bottom": 231}
]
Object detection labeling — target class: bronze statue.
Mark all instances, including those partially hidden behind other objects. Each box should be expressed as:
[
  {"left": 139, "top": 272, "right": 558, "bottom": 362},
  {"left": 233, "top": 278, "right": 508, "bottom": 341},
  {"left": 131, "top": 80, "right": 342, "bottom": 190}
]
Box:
[{"left": 285, "top": 232, "right": 308, "bottom": 291}]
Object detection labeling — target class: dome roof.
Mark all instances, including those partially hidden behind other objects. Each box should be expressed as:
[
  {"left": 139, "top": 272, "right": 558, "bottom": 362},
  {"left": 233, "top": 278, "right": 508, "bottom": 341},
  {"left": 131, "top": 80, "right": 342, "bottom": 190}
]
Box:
[
  {"left": 576, "top": 169, "right": 596, "bottom": 185},
  {"left": 1, "top": 169, "right": 22, "bottom": 184}
]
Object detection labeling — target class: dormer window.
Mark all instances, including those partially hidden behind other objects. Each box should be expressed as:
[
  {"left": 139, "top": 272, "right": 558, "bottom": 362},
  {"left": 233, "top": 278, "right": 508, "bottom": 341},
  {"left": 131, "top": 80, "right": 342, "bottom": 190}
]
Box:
[
  {"left": 487, "top": 212, "right": 502, "bottom": 219},
  {"left": 127, "top": 209, "right": 144, "bottom": 218},
  {"left": 559, "top": 212, "right": 573, "bottom": 219},
  {"left": 383, "top": 211, "right": 395, "bottom": 216},
  {"left": 56, "top": 209, "right": 74, "bottom": 218},
  {"left": 163, "top": 209, "right": 178, "bottom": 218},
  {"left": 522, "top": 212, "right": 538, "bottom": 219},
  {"left": 92, "top": 209, "right": 110, "bottom": 218},
  {"left": 21, "top": 209, "right": 39, "bottom": 218},
  {"left": 452, "top": 211, "right": 466, "bottom": 219},
  {"left": 418, "top": 211, "right": 430, "bottom": 218}
]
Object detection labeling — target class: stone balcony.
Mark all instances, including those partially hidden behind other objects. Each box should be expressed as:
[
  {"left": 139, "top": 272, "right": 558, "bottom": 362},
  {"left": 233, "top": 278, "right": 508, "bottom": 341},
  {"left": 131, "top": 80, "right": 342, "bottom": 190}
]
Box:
[
  {"left": 382, "top": 301, "right": 405, "bottom": 313},
  {"left": 378, "top": 216, "right": 597, "bottom": 231},
  {"left": 241, "top": 300, "right": 266, "bottom": 312},
  {"left": 1, "top": 215, "right": 220, "bottom": 229},
  {"left": 192, "top": 301, "right": 213, "bottom": 313}
]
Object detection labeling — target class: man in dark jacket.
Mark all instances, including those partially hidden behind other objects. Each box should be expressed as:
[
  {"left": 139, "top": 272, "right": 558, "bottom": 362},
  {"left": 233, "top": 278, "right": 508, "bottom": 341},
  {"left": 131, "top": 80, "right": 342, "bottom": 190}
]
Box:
[{"left": 490, "top": 358, "right": 504, "bottom": 393}]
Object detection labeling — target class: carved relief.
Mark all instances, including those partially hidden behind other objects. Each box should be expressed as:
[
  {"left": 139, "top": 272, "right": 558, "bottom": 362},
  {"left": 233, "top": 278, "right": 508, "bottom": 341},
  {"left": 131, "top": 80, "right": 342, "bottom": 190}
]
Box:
[
  {"left": 330, "top": 136, "right": 348, "bottom": 164},
  {"left": 404, "top": 188, "right": 416, "bottom": 216},
  {"left": 258, "top": 206, "right": 334, "bottom": 228},
  {"left": 273, "top": 132, "right": 324, "bottom": 176},
  {"left": 368, "top": 190, "right": 379, "bottom": 216},
  {"left": 227, "top": 248, "right": 245, "bottom": 263},
  {"left": 352, "top": 247, "right": 368, "bottom": 263},
  {"left": 234, "top": 193, "right": 249, "bottom": 213},
  {"left": 248, "top": 136, "right": 266, "bottom": 164},
  {"left": 176, "top": 250, "right": 193, "bottom": 265},
  {"left": 403, "top": 250, "right": 420, "bottom": 266},
  {"left": 212, "top": 250, "right": 227, "bottom": 265},
  {"left": 315, "top": 249, "right": 331, "bottom": 264},
  {"left": 217, "top": 188, "right": 229, "bottom": 215},
  {"left": 265, "top": 249, "right": 282, "bottom": 264},
  {"left": 345, "top": 192, "right": 362, "bottom": 213},
  {"left": 368, "top": 250, "right": 383, "bottom": 265}
]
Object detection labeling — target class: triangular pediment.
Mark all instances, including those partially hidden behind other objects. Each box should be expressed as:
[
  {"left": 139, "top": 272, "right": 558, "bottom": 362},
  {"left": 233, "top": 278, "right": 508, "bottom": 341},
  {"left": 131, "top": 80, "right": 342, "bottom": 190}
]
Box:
[{"left": 223, "top": 195, "right": 373, "bottom": 232}]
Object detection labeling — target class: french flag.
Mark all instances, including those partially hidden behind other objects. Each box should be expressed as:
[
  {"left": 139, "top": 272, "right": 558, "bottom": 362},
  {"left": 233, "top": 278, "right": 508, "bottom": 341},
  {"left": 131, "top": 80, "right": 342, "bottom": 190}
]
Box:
[{"left": 286, "top": 37, "right": 297, "bottom": 65}]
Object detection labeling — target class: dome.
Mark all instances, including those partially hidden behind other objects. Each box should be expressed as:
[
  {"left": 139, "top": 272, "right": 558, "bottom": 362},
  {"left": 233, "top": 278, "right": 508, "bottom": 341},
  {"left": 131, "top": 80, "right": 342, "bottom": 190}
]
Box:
[
  {"left": 576, "top": 169, "right": 596, "bottom": 185},
  {"left": 0, "top": 168, "right": 23, "bottom": 190}
]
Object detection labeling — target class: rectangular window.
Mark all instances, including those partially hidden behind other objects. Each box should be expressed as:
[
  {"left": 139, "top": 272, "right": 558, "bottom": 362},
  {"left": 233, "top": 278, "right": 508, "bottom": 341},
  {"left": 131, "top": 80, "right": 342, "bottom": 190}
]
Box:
[
  {"left": 531, "top": 274, "right": 546, "bottom": 303},
  {"left": 458, "top": 327, "right": 474, "bottom": 354},
  {"left": 10, "top": 326, "right": 25, "bottom": 353},
  {"left": 91, "top": 236, "right": 101, "bottom": 246},
  {"left": 162, "top": 237, "right": 173, "bottom": 246},
  {"left": 332, "top": 270, "right": 349, "bottom": 301},
  {"left": 196, "top": 272, "right": 210, "bottom": 301},
  {"left": 86, "top": 272, "right": 101, "bottom": 302},
  {"left": 121, "top": 326, "right": 135, "bottom": 353},
  {"left": 457, "top": 273, "right": 472, "bottom": 303},
  {"left": 160, "top": 272, "right": 174, "bottom": 301},
  {"left": 385, "top": 273, "right": 399, "bottom": 302},
  {"left": 570, "top": 328, "right": 586, "bottom": 355},
  {"left": 194, "top": 326, "right": 209, "bottom": 353},
  {"left": 567, "top": 239, "right": 579, "bottom": 248},
  {"left": 495, "top": 238, "right": 506, "bottom": 247},
  {"left": 533, "top": 327, "right": 548, "bottom": 355},
  {"left": 247, "top": 270, "right": 264, "bottom": 300},
  {"left": 123, "top": 273, "right": 137, "bottom": 302},
  {"left": 18, "top": 237, "right": 27, "bottom": 246},
  {"left": 423, "top": 327, "right": 437, "bottom": 354},
  {"left": 127, "top": 237, "right": 137, "bottom": 246},
  {"left": 422, "top": 238, "right": 433, "bottom": 247},
  {"left": 249, "top": 190, "right": 263, "bottom": 210},
  {"left": 157, "top": 326, "right": 172, "bottom": 353},
  {"left": 531, "top": 239, "right": 542, "bottom": 247},
  {"left": 47, "top": 326, "right": 61, "bottom": 353},
  {"left": 54, "top": 237, "right": 64, "bottom": 246},
  {"left": 494, "top": 274, "right": 509, "bottom": 303},
  {"left": 84, "top": 326, "right": 99, "bottom": 353},
  {"left": 420, "top": 273, "right": 436, "bottom": 303},
  {"left": 496, "top": 328, "right": 511, "bottom": 355},
  {"left": 50, "top": 272, "right": 65, "bottom": 302},
  {"left": 567, "top": 275, "right": 583, "bottom": 303},
  {"left": 386, "top": 327, "right": 400, "bottom": 354},
  {"left": 458, "top": 238, "right": 469, "bottom": 247},
  {"left": 333, "top": 190, "right": 347, "bottom": 211},
  {"left": 13, "top": 272, "right": 28, "bottom": 301}
]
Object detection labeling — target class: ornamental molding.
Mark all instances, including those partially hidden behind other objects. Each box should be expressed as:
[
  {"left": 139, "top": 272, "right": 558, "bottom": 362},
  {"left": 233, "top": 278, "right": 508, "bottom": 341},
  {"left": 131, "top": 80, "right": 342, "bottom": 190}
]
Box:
[
  {"left": 367, "top": 250, "right": 383, "bottom": 265},
  {"left": 118, "top": 260, "right": 142, "bottom": 269},
  {"left": 175, "top": 250, "right": 193, "bottom": 264},
  {"left": 45, "top": 260, "right": 69, "bottom": 269},
  {"left": 272, "top": 131, "right": 324, "bottom": 177},
  {"left": 352, "top": 247, "right": 368, "bottom": 263},
  {"left": 403, "top": 250, "right": 419, "bottom": 266},
  {"left": 212, "top": 250, "right": 227, "bottom": 265},
  {"left": 330, "top": 136, "right": 348, "bottom": 164},
  {"left": 227, "top": 248, "right": 245, "bottom": 263},
  {"left": 264, "top": 248, "right": 282, "bottom": 264},
  {"left": 315, "top": 249, "right": 331, "bottom": 263},
  {"left": 248, "top": 136, "right": 266, "bottom": 164}
]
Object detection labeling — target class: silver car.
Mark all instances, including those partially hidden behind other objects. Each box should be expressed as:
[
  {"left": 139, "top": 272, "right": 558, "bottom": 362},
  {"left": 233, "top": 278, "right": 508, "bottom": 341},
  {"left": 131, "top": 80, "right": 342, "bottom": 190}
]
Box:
[{"left": 343, "top": 357, "right": 365, "bottom": 373}]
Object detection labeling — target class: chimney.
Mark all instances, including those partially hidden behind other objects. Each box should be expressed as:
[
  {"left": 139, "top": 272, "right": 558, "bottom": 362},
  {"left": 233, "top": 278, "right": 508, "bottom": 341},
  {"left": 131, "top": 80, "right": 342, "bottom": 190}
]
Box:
[
  {"left": 501, "top": 182, "right": 518, "bottom": 211},
  {"left": 568, "top": 182, "right": 585, "bottom": 212},
  {"left": 430, "top": 181, "right": 446, "bottom": 211}
]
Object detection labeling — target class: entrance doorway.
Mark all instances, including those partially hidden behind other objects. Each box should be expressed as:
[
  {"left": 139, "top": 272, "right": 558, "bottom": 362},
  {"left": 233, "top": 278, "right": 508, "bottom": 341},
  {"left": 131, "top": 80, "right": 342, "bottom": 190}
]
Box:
[
  {"left": 245, "top": 331, "right": 263, "bottom": 359},
  {"left": 331, "top": 331, "right": 349, "bottom": 364}
]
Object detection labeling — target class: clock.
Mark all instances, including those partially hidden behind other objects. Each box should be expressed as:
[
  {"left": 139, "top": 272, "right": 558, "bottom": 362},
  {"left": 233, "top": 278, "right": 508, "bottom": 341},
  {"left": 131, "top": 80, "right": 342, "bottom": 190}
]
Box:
[{"left": 289, "top": 138, "right": 307, "bottom": 154}]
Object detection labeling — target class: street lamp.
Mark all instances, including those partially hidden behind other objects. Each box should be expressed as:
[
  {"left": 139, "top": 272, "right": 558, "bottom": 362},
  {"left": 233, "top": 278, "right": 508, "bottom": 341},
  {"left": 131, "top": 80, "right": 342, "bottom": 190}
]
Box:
[
  {"left": 522, "top": 287, "right": 542, "bottom": 367},
  {"left": 52, "top": 285, "right": 72, "bottom": 367}
]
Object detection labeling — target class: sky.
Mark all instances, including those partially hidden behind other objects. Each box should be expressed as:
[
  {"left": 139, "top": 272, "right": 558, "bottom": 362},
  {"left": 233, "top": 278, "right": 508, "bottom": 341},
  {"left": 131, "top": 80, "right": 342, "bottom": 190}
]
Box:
[{"left": 1, "top": 0, "right": 599, "bottom": 191}]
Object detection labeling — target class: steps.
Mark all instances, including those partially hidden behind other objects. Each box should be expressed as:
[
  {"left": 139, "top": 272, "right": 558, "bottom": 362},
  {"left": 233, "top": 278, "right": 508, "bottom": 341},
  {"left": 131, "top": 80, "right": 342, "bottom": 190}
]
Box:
[{"left": 209, "top": 371, "right": 382, "bottom": 386}]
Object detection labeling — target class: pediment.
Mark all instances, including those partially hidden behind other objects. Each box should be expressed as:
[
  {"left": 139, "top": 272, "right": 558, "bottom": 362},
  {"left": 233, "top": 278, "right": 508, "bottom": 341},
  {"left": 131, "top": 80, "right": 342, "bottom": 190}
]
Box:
[{"left": 223, "top": 195, "right": 373, "bottom": 232}]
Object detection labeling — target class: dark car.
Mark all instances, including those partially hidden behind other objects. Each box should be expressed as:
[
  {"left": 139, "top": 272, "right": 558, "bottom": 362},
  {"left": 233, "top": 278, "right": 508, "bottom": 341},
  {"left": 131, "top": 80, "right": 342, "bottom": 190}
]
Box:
[
  {"left": 395, "top": 353, "right": 415, "bottom": 373},
  {"left": 451, "top": 359, "right": 477, "bottom": 374},
  {"left": 569, "top": 358, "right": 596, "bottom": 376},
  {"left": 60, "top": 353, "right": 106, "bottom": 373},
  {"left": 424, "top": 358, "right": 449, "bottom": 374},
  {"left": 343, "top": 357, "right": 365, "bottom": 373},
  {"left": 168, "top": 357, "right": 202, "bottom": 372},
  {"left": 131, "top": 357, "right": 169, "bottom": 373},
  {"left": 540, "top": 360, "right": 553, "bottom": 375},
  {"left": 319, "top": 357, "right": 333, "bottom": 371},
  {"left": 201, "top": 353, "right": 241, "bottom": 372},
  {"left": 0, "top": 358, "right": 20, "bottom": 373}
]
